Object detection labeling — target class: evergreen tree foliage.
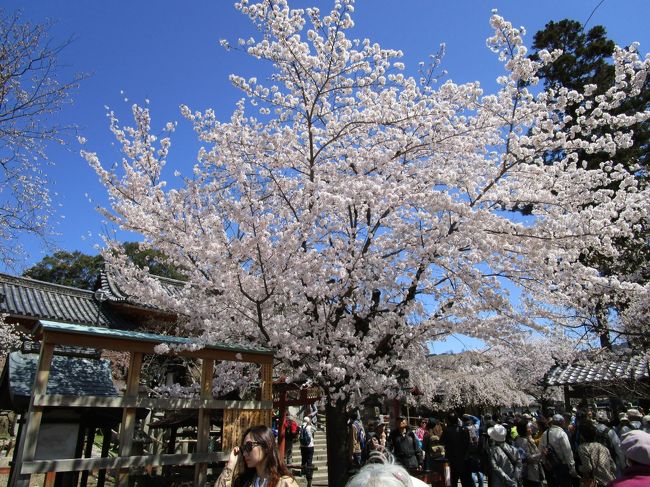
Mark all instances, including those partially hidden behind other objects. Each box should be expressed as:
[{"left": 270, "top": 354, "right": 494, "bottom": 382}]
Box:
[{"left": 531, "top": 19, "right": 649, "bottom": 348}]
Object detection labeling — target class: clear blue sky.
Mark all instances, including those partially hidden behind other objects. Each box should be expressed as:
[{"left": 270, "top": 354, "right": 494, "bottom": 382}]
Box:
[{"left": 4, "top": 0, "right": 649, "bottom": 277}]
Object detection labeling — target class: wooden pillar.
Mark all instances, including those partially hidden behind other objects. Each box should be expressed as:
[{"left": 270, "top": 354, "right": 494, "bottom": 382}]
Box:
[
  {"left": 12, "top": 341, "right": 55, "bottom": 487},
  {"left": 117, "top": 352, "right": 142, "bottom": 487},
  {"left": 96, "top": 427, "right": 112, "bottom": 487},
  {"left": 260, "top": 362, "right": 273, "bottom": 426},
  {"left": 80, "top": 427, "right": 97, "bottom": 487},
  {"left": 277, "top": 391, "right": 287, "bottom": 458},
  {"left": 194, "top": 359, "right": 214, "bottom": 487},
  {"left": 6, "top": 416, "right": 25, "bottom": 487},
  {"left": 43, "top": 472, "right": 56, "bottom": 487},
  {"left": 564, "top": 385, "right": 571, "bottom": 412}
]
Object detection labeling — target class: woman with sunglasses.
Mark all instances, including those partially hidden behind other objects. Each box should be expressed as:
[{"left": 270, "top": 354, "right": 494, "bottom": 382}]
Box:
[{"left": 215, "top": 424, "right": 298, "bottom": 487}]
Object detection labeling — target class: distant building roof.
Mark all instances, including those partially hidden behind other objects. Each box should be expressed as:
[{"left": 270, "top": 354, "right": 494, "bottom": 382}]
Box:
[
  {"left": 545, "top": 351, "right": 650, "bottom": 387},
  {"left": 0, "top": 351, "right": 118, "bottom": 412},
  {"left": 0, "top": 272, "right": 129, "bottom": 328}
]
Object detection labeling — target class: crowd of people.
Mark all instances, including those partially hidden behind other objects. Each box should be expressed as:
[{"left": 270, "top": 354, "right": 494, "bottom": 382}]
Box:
[
  {"left": 345, "top": 407, "right": 650, "bottom": 487},
  {"left": 214, "top": 406, "right": 650, "bottom": 487}
]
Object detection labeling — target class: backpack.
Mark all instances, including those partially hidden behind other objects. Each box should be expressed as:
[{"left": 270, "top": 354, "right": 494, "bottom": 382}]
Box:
[
  {"left": 541, "top": 430, "right": 562, "bottom": 470},
  {"left": 299, "top": 425, "right": 312, "bottom": 446}
]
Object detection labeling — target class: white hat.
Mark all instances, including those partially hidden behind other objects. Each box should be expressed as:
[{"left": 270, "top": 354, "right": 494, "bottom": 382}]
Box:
[{"left": 488, "top": 424, "right": 507, "bottom": 442}]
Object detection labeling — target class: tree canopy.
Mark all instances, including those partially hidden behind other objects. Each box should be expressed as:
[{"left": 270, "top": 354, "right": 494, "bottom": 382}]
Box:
[
  {"left": 23, "top": 242, "right": 186, "bottom": 289},
  {"left": 530, "top": 19, "right": 650, "bottom": 349},
  {"left": 0, "top": 9, "right": 86, "bottom": 268},
  {"left": 82, "top": 2, "right": 649, "bottom": 485}
]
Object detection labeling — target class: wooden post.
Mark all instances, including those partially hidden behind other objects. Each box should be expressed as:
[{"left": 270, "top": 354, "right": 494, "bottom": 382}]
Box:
[
  {"left": 194, "top": 359, "right": 214, "bottom": 487},
  {"left": 43, "top": 472, "right": 56, "bottom": 487},
  {"left": 12, "top": 341, "right": 54, "bottom": 487},
  {"left": 277, "top": 391, "right": 287, "bottom": 459},
  {"left": 260, "top": 362, "right": 273, "bottom": 426},
  {"left": 117, "top": 351, "right": 142, "bottom": 487},
  {"left": 96, "top": 427, "right": 112, "bottom": 487},
  {"left": 80, "top": 427, "right": 97, "bottom": 487}
]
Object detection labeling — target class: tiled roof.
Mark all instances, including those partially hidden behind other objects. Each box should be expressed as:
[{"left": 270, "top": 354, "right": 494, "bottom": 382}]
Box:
[
  {"left": 38, "top": 320, "right": 275, "bottom": 356},
  {"left": 0, "top": 273, "right": 129, "bottom": 328},
  {"left": 545, "top": 351, "right": 650, "bottom": 386},
  {"left": 0, "top": 351, "right": 118, "bottom": 411}
]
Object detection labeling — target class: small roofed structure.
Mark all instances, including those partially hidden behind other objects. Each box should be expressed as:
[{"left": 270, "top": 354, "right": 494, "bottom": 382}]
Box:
[
  {"left": 545, "top": 350, "right": 650, "bottom": 411},
  {"left": 9, "top": 320, "right": 275, "bottom": 487},
  {"left": 0, "top": 351, "right": 146, "bottom": 487}
]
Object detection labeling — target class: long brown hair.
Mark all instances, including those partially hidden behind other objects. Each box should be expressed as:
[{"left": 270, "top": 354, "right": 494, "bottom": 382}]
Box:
[{"left": 233, "top": 425, "right": 293, "bottom": 487}]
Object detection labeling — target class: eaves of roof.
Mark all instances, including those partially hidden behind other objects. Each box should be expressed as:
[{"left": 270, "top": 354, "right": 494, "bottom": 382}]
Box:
[
  {"left": 0, "top": 272, "right": 130, "bottom": 328},
  {"left": 545, "top": 351, "right": 650, "bottom": 387}
]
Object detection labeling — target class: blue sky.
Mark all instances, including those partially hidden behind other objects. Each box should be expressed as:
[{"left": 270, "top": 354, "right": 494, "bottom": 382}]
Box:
[
  {"left": 4, "top": 0, "right": 648, "bottom": 272},
  {"left": 4, "top": 0, "right": 648, "bottom": 352}
]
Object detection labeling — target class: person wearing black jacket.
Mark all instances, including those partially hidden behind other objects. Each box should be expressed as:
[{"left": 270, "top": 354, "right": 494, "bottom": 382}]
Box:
[
  {"left": 441, "top": 412, "right": 474, "bottom": 487},
  {"left": 388, "top": 416, "right": 423, "bottom": 472}
]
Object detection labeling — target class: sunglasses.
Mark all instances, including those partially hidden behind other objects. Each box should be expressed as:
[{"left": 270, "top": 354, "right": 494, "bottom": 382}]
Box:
[{"left": 241, "top": 441, "right": 262, "bottom": 454}]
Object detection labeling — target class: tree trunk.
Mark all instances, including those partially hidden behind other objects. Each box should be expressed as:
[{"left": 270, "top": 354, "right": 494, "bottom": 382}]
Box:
[
  {"left": 595, "top": 301, "right": 612, "bottom": 350},
  {"left": 325, "top": 397, "right": 351, "bottom": 487}
]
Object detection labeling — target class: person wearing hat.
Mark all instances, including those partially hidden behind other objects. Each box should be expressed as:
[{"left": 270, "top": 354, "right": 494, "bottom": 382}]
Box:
[
  {"left": 539, "top": 414, "right": 577, "bottom": 487},
  {"left": 608, "top": 430, "right": 650, "bottom": 487},
  {"left": 642, "top": 415, "right": 650, "bottom": 434},
  {"left": 622, "top": 409, "right": 643, "bottom": 435},
  {"left": 487, "top": 423, "right": 522, "bottom": 487},
  {"left": 616, "top": 413, "right": 630, "bottom": 439}
]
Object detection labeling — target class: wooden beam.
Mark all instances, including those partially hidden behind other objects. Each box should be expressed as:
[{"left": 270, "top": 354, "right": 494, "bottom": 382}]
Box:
[
  {"left": 194, "top": 359, "right": 214, "bottom": 486},
  {"left": 21, "top": 452, "right": 229, "bottom": 474},
  {"left": 32, "top": 394, "right": 273, "bottom": 411},
  {"left": 41, "top": 329, "right": 273, "bottom": 364}
]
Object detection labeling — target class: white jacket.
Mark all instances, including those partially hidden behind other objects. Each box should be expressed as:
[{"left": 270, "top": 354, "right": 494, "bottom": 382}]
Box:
[{"left": 539, "top": 425, "right": 575, "bottom": 473}]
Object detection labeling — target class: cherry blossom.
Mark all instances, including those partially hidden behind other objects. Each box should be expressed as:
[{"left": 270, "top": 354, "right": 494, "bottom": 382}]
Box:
[{"left": 83, "top": 2, "right": 648, "bottom": 482}]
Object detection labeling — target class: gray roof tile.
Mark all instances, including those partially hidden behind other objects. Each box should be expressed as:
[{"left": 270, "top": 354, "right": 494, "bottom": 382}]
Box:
[
  {"left": 7, "top": 351, "right": 118, "bottom": 398},
  {"left": 545, "top": 351, "right": 650, "bottom": 386},
  {"left": 0, "top": 273, "right": 129, "bottom": 327}
]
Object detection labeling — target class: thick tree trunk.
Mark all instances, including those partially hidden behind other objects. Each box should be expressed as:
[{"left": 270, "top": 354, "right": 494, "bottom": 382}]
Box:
[{"left": 325, "top": 397, "right": 351, "bottom": 487}]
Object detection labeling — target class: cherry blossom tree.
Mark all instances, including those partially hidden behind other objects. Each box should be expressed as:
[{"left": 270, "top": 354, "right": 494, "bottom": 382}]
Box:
[
  {"left": 0, "top": 9, "right": 86, "bottom": 267},
  {"left": 83, "top": 2, "right": 649, "bottom": 484}
]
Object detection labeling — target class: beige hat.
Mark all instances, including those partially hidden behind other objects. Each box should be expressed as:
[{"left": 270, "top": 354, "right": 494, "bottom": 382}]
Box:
[
  {"left": 621, "top": 430, "right": 650, "bottom": 466},
  {"left": 642, "top": 415, "right": 650, "bottom": 425},
  {"left": 627, "top": 408, "right": 643, "bottom": 420}
]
